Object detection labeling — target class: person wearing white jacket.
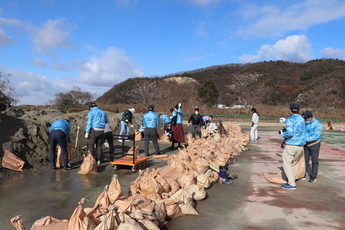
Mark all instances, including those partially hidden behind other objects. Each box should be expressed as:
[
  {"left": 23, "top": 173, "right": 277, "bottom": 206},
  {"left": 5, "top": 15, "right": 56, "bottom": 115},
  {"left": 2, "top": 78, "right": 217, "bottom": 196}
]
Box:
[{"left": 250, "top": 108, "right": 259, "bottom": 142}]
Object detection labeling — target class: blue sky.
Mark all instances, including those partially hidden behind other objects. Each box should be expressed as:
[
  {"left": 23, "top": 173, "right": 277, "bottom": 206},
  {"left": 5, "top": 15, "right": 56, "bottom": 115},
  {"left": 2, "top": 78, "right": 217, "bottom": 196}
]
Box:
[{"left": 1, "top": 0, "right": 345, "bottom": 105}]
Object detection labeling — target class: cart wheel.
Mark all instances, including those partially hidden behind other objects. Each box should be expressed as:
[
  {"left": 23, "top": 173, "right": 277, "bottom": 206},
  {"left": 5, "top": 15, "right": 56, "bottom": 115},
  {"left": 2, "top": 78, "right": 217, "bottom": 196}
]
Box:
[{"left": 131, "top": 166, "right": 136, "bottom": 172}]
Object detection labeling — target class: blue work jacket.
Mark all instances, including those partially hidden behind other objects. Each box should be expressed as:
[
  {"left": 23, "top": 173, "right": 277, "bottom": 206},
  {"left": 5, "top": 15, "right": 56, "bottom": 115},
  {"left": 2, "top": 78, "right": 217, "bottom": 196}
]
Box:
[
  {"left": 172, "top": 107, "right": 183, "bottom": 124},
  {"left": 142, "top": 111, "right": 160, "bottom": 128},
  {"left": 49, "top": 120, "right": 71, "bottom": 141},
  {"left": 282, "top": 114, "right": 306, "bottom": 146},
  {"left": 161, "top": 114, "right": 171, "bottom": 126},
  {"left": 85, "top": 107, "right": 108, "bottom": 133},
  {"left": 305, "top": 117, "right": 322, "bottom": 142}
]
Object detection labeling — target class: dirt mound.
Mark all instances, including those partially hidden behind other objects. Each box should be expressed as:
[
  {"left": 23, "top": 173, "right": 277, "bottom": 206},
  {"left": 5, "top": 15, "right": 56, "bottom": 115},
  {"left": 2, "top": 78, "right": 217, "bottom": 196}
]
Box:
[{"left": 0, "top": 107, "right": 143, "bottom": 179}]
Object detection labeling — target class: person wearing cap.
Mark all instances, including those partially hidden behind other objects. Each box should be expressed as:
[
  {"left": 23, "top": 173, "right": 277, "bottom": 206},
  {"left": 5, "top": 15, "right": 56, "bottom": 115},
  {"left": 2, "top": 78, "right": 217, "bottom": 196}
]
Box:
[
  {"left": 188, "top": 108, "right": 203, "bottom": 138},
  {"left": 170, "top": 103, "right": 185, "bottom": 148},
  {"left": 85, "top": 102, "right": 108, "bottom": 164},
  {"left": 250, "top": 108, "right": 259, "bottom": 142},
  {"left": 302, "top": 111, "right": 322, "bottom": 183},
  {"left": 119, "top": 108, "right": 135, "bottom": 141},
  {"left": 279, "top": 102, "right": 306, "bottom": 190},
  {"left": 49, "top": 119, "right": 71, "bottom": 171},
  {"left": 142, "top": 104, "right": 160, "bottom": 156}
]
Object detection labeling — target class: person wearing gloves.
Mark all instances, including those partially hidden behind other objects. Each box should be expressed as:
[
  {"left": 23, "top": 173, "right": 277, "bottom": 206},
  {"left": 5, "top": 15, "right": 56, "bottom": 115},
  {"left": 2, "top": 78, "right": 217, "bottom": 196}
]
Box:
[
  {"left": 170, "top": 103, "right": 185, "bottom": 148},
  {"left": 188, "top": 108, "right": 203, "bottom": 138},
  {"left": 119, "top": 108, "right": 135, "bottom": 141},
  {"left": 85, "top": 102, "right": 108, "bottom": 165},
  {"left": 49, "top": 119, "right": 71, "bottom": 171},
  {"left": 279, "top": 102, "right": 306, "bottom": 190},
  {"left": 302, "top": 111, "right": 322, "bottom": 183},
  {"left": 250, "top": 108, "right": 259, "bottom": 142},
  {"left": 100, "top": 123, "right": 114, "bottom": 161},
  {"left": 142, "top": 105, "right": 160, "bottom": 156}
]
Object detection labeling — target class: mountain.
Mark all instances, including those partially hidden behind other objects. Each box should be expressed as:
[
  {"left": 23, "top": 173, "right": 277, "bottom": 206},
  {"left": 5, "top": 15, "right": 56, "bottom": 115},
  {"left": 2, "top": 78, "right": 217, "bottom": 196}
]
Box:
[{"left": 96, "top": 59, "right": 345, "bottom": 110}]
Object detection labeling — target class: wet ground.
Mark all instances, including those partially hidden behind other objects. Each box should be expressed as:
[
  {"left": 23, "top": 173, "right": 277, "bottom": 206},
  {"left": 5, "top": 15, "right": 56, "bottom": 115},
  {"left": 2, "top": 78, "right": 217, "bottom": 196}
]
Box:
[{"left": 1, "top": 125, "right": 345, "bottom": 229}]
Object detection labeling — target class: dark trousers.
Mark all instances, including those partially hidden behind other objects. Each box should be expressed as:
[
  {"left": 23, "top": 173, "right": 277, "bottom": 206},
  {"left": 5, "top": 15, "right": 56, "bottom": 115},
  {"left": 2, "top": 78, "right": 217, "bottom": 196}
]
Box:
[
  {"left": 101, "top": 131, "right": 114, "bottom": 155},
  {"left": 49, "top": 130, "right": 68, "bottom": 168},
  {"left": 192, "top": 124, "right": 201, "bottom": 138},
  {"left": 304, "top": 142, "right": 321, "bottom": 178},
  {"left": 144, "top": 128, "right": 159, "bottom": 156},
  {"left": 88, "top": 129, "right": 104, "bottom": 161}
]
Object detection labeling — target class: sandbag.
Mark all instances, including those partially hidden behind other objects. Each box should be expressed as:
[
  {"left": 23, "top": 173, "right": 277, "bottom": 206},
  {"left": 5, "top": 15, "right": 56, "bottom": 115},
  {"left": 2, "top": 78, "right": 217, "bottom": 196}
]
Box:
[
  {"left": 125, "top": 146, "right": 140, "bottom": 160},
  {"left": 108, "top": 174, "right": 124, "bottom": 203},
  {"left": 2, "top": 150, "right": 25, "bottom": 171},
  {"left": 94, "top": 185, "right": 111, "bottom": 213},
  {"left": 186, "top": 184, "right": 206, "bottom": 201},
  {"left": 163, "top": 199, "right": 184, "bottom": 219},
  {"left": 31, "top": 216, "right": 69, "bottom": 230},
  {"left": 56, "top": 146, "right": 71, "bottom": 168},
  {"left": 135, "top": 131, "right": 143, "bottom": 141},
  {"left": 10, "top": 215, "right": 25, "bottom": 230},
  {"left": 263, "top": 170, "right": 287, "bottom": 185},
  {"left": 69, "top": 198, "right": 96, "bottom": 230},
  {"left": 78, "top": 153, "right": 98, "bottom": 174},
  {"left": 169, "top": 188, "right": 199, "bottom": 215},
  {"left": 117, "top": 213, "right": 144, "bottom": 230}
]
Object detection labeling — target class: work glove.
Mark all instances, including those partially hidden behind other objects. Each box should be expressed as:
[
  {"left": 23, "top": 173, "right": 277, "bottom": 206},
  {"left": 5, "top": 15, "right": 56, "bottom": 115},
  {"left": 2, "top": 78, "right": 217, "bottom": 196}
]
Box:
[
  {"left": 279, "top": 117, "right": 286, "bottom": 123},
  {"left": 178, "top": 103, "right": 181, "bottom": 107},
  {"left": 131, "top": 124, "right": 133, "bottom": 128},
  {"left": 84, "top": 133, "right": 90, "bottom": 139},
  {"left": 125, "top": 119, "right": 129, "bottom": 123},
  {"left": 188, "top": 123, "right": 190, "bottom": 126},
  {"left": 278, "top": 127, "right": 287, "bottom": 134}
]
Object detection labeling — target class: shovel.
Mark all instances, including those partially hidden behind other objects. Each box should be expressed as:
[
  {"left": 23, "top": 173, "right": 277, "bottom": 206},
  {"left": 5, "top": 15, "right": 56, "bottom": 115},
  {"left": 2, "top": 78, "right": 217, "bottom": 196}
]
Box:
[{"left": 75, "top": 125, "right": 80, "bottom": 148}]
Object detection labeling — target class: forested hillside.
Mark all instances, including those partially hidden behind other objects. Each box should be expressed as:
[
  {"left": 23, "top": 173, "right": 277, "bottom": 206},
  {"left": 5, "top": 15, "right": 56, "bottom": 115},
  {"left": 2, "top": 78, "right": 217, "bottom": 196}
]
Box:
[{"left": 96, "top": 59, "right": 345, "bottom": 111}]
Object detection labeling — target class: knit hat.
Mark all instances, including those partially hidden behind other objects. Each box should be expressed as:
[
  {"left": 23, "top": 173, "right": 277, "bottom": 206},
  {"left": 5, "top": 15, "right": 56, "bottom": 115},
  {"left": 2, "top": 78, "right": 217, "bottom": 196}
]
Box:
[{"left": 302, "top": 111, "right": 313, "bottom": 120}]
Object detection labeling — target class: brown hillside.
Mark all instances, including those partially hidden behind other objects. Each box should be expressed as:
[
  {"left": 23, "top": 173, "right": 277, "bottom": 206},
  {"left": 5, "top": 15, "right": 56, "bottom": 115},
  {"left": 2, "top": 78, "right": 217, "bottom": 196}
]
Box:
[{"left": 96, "top": 59, "right": 345, "bottom": 111}]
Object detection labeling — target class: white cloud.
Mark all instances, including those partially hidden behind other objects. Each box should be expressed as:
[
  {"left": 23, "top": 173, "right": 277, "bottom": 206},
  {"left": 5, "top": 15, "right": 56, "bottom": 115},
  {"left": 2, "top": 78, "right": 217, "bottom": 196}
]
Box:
[
  {"left": 29, "top": 18, "right": 76, "bottom": 55},
  {"left": 194, "top": 21, "right": 209, "bottom": 38},
  {"left": 186, "top": 0, "right": 220, "bottom": 7},
  {"left": 240, "top": 0, "right": 345, "bottom": 38},
  {"left": 183, "top": 54, "right": 214, "bottom": 62},
  {"left": 79, "top": 47, "right": 145, "bottom": 87},
  {"left": 0, "top": 28, "right": 14, "bottom": 48},
  {"left": 320, "top": 47, "right": 345, "bottom": 59},
  {"left": 239, "top": 35, "right": 312, "bottom": 63},
  {"left": 32, "top": 57, "right": 47, "bottom": 67}
]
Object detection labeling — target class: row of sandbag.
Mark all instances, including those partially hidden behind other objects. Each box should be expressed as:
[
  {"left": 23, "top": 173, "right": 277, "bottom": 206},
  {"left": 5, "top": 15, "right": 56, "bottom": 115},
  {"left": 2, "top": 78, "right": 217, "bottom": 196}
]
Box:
[{"left": 11, "top": 122, "right": 249, "bottom": 229}]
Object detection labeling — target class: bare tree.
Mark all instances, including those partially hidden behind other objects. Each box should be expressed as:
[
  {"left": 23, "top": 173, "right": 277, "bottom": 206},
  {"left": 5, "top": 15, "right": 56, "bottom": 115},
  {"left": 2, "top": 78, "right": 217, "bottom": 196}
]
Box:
[
  {"left": 49, "top": 86, "right": 95, "bottom": 111},
  {"left": 0, "top": 72, "right": 18, "bottom": 110},
  {"left": 130, "top": 81, "right": 162, "bottom": 107},
  {"left": 227, "top": 72, "right": 267, "bottom": 107}
]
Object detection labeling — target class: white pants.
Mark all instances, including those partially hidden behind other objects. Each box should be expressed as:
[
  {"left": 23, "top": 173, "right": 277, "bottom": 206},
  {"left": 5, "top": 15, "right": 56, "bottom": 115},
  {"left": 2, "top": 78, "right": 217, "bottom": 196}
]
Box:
[
  {"left": 283, "top": 145, "right": 303, "bottom": 186},
  {"left": 250, "top": 124, "right": 258, "bottom": 141}
]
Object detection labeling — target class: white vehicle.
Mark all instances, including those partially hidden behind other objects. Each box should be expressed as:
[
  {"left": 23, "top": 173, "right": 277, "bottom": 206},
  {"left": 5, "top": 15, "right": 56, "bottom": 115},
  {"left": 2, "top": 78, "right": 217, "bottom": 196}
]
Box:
[{"left": 231, "top": 105, "right": 246, "bottom": 109}]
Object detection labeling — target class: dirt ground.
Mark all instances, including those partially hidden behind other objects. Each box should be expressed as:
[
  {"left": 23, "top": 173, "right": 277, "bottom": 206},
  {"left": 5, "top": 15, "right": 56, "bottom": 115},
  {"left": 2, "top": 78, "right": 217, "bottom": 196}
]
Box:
[{"left": 0, "top": 107, "right": 145, "bottom": 179}]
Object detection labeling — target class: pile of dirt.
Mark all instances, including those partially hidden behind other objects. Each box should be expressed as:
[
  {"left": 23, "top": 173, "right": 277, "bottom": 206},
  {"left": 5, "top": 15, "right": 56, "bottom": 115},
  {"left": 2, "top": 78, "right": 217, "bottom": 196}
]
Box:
[{"left": 0, "top": 107, "right": 143, "bottom": 179}]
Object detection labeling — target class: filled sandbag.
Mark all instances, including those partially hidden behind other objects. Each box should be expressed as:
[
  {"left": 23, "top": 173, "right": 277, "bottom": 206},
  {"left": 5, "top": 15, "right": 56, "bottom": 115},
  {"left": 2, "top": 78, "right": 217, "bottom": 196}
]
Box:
[
  {"left": 135, "top": 131, "right": 143, "bottom": 141},
  {"left": 108, "top": 174, "right": 124, "bottom": 203},
  {"left": 78, "top": 153, "right": 98, "bottom": 174},
  {"left": 69, "top": 198, "right": 96, "bottom": 230},
  {"left": 186, "top": 184, "right": 207, "bottom": 201},
  {"left": 31, "top": 216, "right": 69, "bottom": 230},
  {"left": 10, "top": 215, "right": 25, "bottom": 230},
  {"left": 163, "top": 199, "right": 184, "bottom": 219},
  {"left": 2, "top": 150, "right": 25, "bottom": 172},
  {"left": 56, "top": 146, "right": 71, "bottom": 168},
  {"left": 169, "top": 188, "right": 199, "bottom": 215},
  {"left": 94, "top": 185, "right": 111, "bottom": 213}
]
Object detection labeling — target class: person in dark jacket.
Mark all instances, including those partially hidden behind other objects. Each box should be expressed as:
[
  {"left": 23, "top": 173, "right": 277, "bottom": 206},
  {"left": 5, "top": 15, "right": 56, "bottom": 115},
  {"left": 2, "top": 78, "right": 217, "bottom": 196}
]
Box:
[
  {"left": 49, "top": 119, "right": 71, "bottom": 171},
  {"left": 188, "top": 108, "right": 203, "bottom": 138},
  {"left": 84, "top": 102, "right": 108, "bottom": 164},
  {"left": 142, "top": 105, "right": 160, "bottom": 156},
  {"left": 119, "top": 108, "right": 135, "bottom": 141}
]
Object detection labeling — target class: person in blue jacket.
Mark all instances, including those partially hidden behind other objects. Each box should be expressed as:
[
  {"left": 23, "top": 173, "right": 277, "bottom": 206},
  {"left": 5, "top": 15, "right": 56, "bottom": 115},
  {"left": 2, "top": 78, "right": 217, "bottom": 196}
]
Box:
[
  {"left": 49, "top": 119, "right": 71, "bottom": 170},
  {"left": 142, "top": 104, "right": 160, "bottom": 156},
  {"left": 159, "top": 113, "right": 172, "bottom": 133},
  {"left": 170, "top": 103, "right": 185, "bottom": 148},
  {"left": 302, "top": 111, "right": 322, "bottom": 183},
  {"left": 279, "top": 102, "right": 306, "bottom": 190},
  {"left": 84, "top": 102, "right": 108, "bottom": 164}
]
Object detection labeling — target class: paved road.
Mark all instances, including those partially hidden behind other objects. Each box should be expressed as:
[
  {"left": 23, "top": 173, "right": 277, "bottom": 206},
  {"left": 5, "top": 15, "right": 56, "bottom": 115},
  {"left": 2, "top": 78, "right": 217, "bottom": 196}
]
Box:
[{"left": 1, "top": 126, "right": 345, "bottom": 230}]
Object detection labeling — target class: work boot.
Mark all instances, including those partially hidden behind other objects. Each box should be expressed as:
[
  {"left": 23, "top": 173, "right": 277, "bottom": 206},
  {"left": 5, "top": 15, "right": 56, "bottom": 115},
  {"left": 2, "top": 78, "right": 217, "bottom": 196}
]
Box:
[{"left": 219, "top": 166, "right": 232, "bottom": 184}]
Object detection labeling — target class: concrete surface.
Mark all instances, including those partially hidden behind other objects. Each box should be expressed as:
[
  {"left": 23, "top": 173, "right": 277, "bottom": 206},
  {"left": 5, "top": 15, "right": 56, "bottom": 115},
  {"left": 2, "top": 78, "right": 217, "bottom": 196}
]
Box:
[{"left": 1, "top": 125, "right": 345, "bottom": 230}]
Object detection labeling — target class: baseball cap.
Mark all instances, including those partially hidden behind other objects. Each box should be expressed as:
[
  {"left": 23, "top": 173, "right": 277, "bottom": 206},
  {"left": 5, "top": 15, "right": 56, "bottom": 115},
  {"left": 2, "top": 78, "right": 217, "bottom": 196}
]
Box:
[{"left": 289, "top": 103, "right": 300, "bottom": 113}]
